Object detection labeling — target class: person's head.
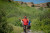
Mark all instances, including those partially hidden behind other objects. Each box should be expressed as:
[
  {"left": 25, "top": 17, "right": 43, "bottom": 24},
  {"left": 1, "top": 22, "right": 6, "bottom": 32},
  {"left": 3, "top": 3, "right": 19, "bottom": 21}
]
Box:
[
  {"left": 24, "top": 16, "right": 27, "bottom": 19},
  {"left": 29, "top": 19, "right": 32, "bottom": 21}
]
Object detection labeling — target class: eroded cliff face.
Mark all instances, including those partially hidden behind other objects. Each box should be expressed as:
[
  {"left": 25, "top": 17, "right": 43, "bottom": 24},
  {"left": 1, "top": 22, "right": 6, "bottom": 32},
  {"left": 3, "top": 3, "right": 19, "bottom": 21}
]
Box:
[
  {"left": 25, "top": 2, "right": 34, "bottom": 7},
  {"left": 14, "top": 1, "right": 50, "bottom": 7},
  {"left": 34, "top": 3, "right": 47, "bottom": 7},
  {"left": 16, "top": 1, "right": 34, "bottom": 7},
  {"left": 34, "top": 2, "right": 50, "bottom": 8}
]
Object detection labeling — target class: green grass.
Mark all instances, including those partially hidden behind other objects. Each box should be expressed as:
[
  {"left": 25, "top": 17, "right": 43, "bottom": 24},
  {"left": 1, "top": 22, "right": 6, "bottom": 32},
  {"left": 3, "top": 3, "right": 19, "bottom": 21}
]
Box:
[
  {"left": 0, "top": 0, "right": 50, "bottom": 33},
  {"left": 11, "top": 25, "right": 23, "bottom": 33}
]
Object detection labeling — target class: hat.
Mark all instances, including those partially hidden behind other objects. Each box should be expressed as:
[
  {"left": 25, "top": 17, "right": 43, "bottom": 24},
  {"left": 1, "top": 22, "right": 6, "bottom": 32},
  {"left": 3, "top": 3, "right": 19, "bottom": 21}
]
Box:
[{"left": 24, "top": 16, "right": 26, "bottom": 17}]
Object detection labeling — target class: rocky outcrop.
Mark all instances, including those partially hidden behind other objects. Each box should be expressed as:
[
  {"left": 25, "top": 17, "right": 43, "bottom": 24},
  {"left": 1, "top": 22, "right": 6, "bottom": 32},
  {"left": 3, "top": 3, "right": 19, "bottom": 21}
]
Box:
[
  {"left": 26, "top": 2, "right": 34, "bottom": 7},
  {"left": 14, "top": 1, "right": 50, "bottom": 7},
  {"left": 15, "top": 1, "right": 34, "bottom": 7},
  {"left": 34, "top": 4, "right": 40, "bottom": 7},
  {"left": 34, "top": 3, "right": 47, "bottom": 7},
  {"left": 34, "top": 2, "right": 50, "bottom": 8}
]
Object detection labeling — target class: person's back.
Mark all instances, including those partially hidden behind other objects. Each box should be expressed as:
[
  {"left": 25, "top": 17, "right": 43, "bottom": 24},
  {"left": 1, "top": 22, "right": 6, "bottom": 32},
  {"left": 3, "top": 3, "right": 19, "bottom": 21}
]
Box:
[
  {"left": 28, "top": 21, "right": 31, "bottom": 26},
  {"left": 22, "top": 18, "right": 29, "bottom": 25},
  {"left": 27, "top": 20, "right": 31, "bottom": 32}
]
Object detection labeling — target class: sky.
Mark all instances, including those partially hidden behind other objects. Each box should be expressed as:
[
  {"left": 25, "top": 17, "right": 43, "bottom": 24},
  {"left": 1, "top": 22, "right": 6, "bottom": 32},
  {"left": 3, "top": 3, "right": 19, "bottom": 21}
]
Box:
[{"left": 14, "top": 0, "right": 50, "bottom": 4}]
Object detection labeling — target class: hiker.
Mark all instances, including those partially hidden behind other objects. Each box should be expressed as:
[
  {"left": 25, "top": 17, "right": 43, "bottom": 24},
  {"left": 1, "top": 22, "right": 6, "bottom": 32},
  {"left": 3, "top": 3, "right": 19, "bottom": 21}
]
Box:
[
  {"left": 27, "top": 20, "right": 31, "bottom": 32},
  {"left": 22, "top": 16, "right": 29, "bottom": 33},
  {"left": 21, "top": 19, "right": 23, "bottom": 26}
]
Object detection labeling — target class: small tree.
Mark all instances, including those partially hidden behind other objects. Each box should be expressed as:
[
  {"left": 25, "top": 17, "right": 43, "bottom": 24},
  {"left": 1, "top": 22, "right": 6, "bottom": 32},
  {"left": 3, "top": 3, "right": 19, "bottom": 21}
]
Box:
[{"left": 47, "top": 2, "right": 50, "bottom": 8}]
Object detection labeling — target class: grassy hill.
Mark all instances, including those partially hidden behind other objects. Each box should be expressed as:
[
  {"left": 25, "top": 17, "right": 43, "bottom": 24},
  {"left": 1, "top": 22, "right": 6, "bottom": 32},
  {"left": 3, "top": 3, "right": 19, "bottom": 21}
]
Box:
[{"left": 0, "top": 0, "right": 50, "bottom": 33}]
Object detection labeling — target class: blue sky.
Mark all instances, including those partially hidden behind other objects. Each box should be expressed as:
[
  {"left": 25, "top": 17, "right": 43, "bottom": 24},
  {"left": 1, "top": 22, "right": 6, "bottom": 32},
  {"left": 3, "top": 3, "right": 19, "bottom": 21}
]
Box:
[{"left": 14, "top": 0, "right": 50, "bottom": 4}]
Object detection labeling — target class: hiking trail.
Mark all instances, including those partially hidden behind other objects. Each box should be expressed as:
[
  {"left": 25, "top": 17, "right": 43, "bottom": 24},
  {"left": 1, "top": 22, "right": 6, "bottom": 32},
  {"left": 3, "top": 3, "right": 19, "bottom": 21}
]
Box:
[{"left": 21, "top": 30, "right": 45, "bottom": 33}]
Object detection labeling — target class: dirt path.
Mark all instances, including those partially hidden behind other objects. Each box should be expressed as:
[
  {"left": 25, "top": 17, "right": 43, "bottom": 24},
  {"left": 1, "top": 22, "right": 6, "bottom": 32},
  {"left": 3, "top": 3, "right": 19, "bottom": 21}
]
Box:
[
  {"left": 21, "top": 32, "right": 32, "bottom": 33},
  {"left": 33, "top": 31, "right": 45, "bottom": 33},
  {"left": 21, "top": 31, "right": 45, "bottom": 33}
]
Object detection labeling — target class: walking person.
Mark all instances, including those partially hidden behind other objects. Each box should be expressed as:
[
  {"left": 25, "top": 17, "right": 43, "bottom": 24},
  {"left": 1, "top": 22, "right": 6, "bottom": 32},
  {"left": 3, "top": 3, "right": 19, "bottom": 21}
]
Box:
[
  {"left": 27, "top": 20, "right": 31, "bottom": 32},
  {"left": 22, "top": 16, "right": 29, "bottom": 33}
]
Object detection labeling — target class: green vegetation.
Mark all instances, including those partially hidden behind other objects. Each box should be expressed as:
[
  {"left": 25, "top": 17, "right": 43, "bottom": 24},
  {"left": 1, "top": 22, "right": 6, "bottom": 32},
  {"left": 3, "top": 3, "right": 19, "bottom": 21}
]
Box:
[{"left": 0, "top": 0, "right": 50, "bottom": 33}]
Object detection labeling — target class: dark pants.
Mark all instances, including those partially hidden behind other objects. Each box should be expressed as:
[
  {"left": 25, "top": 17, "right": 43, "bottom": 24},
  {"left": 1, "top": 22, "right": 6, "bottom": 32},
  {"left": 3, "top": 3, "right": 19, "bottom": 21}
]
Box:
[
  {"left": 23, "top": 25, "right": 27, "bottom": 33},
  {"left": 27, "top": 25, "right": 31, "bottom": 29}
]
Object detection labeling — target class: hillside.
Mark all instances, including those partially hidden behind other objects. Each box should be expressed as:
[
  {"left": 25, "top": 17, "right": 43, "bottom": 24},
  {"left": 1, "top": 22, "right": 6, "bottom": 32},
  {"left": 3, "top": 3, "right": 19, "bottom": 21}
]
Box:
[
  {"left": 14, "top": 1, "right": 50, "bottom": 7},
  {"left": 0, "top": 0, "right": 50, "bottom": 33}
]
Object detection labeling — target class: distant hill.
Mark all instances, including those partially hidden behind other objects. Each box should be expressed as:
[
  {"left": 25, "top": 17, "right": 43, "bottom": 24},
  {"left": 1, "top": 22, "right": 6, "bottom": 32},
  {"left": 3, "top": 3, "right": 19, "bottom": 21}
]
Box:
[
  {"left": 14, "top": 1, "right": 34, "bottom": 7},
  {"left": 14, "top": 1, "right": 50, "bottom": 7},
  {"left": 34, "top": 2, "right": 50, "bottom": 7},
  {"left": 34, "top": 3, "right": 47, "bottom": 7}
]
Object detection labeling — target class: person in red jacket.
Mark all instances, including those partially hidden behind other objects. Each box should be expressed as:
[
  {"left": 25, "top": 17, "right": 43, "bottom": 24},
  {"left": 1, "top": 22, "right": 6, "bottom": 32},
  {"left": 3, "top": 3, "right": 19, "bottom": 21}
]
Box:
[{"left": 22, "top": 16, "right": 29, "bottom": 33}]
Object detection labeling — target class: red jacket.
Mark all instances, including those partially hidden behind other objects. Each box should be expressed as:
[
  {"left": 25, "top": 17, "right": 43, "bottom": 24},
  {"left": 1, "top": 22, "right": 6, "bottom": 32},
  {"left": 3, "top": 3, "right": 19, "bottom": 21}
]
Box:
[{"left": 22, "top": 18, "right": 29, "bottom": 25}]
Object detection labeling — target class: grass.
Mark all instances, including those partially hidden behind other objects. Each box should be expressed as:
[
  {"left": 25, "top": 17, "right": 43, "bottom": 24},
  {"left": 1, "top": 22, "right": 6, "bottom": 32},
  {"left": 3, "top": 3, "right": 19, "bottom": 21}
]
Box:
[{"left": 11, "top": 25, "right": 23, "bottom": 33}]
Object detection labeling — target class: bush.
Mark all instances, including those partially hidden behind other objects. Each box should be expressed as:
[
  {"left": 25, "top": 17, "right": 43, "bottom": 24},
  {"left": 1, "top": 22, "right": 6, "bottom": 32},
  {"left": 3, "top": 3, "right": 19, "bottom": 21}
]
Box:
[{"left": 0, "top": 7, "right": 13, "bottom": 33}]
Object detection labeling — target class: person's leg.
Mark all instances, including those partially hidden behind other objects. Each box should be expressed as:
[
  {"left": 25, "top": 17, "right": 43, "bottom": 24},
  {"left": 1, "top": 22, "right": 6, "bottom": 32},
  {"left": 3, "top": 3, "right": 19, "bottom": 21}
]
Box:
[
  {"left": 27, "top": 25, "right": 30, "bottom": 31},
  {"left": 23, "top": 25, "right": 26, "bottom": 33},
  {"left": 27, "top": 25, "right": 31, "bottom": 32},
  {"left": 29, "top": 26, "right": 31, "bottom": 29},
  {"left": 25, "top": 25, "right": 27, "bottom": 33},
  {"left": 23, "top": 25, "right": 25, "bottom": 32},
  {"left": 29, "top": 25, "right": 31, "bottom": 32}
]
